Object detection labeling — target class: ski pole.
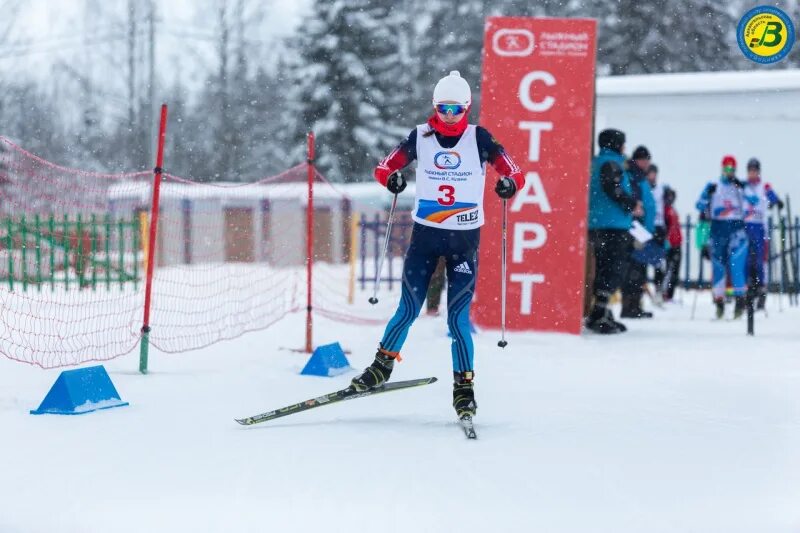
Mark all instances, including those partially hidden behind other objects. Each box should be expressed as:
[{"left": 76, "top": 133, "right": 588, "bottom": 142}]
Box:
[
  {"left": 369, "top": 176, "right": 400, "bottom": 305},
  {"left": 785, "top": 196, "right": 798, "bottom": 306},
  {"left": 691, "top": 244, "right": 704, "bottom": 320},
  {"left": 746, "top": 286, "right": 755, "bottom": 336},
  {"left": 498, "top": 198, "right": 508, "bottom": 348}
]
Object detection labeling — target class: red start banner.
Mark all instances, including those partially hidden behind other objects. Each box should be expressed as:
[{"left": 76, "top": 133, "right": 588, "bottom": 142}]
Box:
[{"left": 474, "top": 17, "right": 597, "bottom": 335}]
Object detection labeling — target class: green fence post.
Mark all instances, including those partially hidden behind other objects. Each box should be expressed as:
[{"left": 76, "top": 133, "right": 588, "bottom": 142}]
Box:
[
  {"left": 48, "top": 215, "right": 55, "bottom": 291},
  {"left": 77, "top": 214, "right": 86, "bottom": 288},
  {"left": 6, "top": 217, "right": 13, "bottom": 292},
  {"left": 90, "top": 214, "right": 98, "bottom": 291},
  {"left": 34, "top": 214, "right": 42, "bottom": 291},
  {"left": 21, "top": 214, "right": 28, "bottom": 291},
  {"left": 118, "top": 218, "right": 125, "bottom": 289},
  {"left": 63, "top": 214, "right": 69, "bottom": 290},
  {"left": 105, "top": 214, "right": 111, "bottom": 289}
]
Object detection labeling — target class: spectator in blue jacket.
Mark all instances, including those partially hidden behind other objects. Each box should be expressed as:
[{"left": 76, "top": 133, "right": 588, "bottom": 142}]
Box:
[
  {"left": 586, "top": 129, "right": 642, "bottom": 334},
  {"left": 621, "top": 145, "right": 656, "bottom": 318}
]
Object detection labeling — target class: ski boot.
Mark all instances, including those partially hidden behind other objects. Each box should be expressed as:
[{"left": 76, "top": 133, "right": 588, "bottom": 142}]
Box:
[
  {"left": 714, "top": 298, "right": 725, "bottom": 319},
  {"left": 756, "top": 287, "right": 767, "bottom": 311},
  {"left": 733, "top": 296, "right": 746, "bottom": 319},
  {"left": 453, "top": 372, "right": 477, "bottom": 418},
  {"left": 351, "top": 346, "right": 400, "bottom": 392}
]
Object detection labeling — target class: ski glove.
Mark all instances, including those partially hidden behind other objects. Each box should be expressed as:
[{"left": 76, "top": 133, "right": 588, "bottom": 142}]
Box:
[
  {"left": 386, "top": 172, "right": 406, "bottom": 194},
  {"left": 495, "top": 176, "right": 516, "bottom": 199}
]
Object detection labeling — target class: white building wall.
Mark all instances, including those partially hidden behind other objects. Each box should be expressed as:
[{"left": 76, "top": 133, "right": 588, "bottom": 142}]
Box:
[
  {"left": 596, "top": 70, "right": 800, "bottom": 279},
  {"left": 191, "top": 199, "right": 225, "bottom": 264},
  {"left": 596, "top": 71, "right": 800, "bottom": 221}
]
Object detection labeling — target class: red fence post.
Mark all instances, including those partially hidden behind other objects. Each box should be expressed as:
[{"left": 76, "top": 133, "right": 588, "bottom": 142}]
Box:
[
  {"left": 305, "top": 132, "right": 315, "bottom": 354},
  {"left": 139, "top": 103, "right": 168, "bottom": 374}
]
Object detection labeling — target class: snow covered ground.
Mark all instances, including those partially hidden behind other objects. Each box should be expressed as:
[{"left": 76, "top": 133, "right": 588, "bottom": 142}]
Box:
[{"left": 2, "top": 291, "right": 799, "bottom": 533}]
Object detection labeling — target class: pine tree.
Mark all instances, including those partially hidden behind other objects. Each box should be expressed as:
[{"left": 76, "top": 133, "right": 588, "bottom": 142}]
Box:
[
  {"left": 287, "top": 0, "right": 405, "bottom": 182},
  {"left": 414, "top": 0, "right": 493, "bottom": 116},
  {"left": 595, "top": 0, "right": 736, "bottom": 75},
  {"left": 236, "top": 65, "right": 291, "bottom": 179}
]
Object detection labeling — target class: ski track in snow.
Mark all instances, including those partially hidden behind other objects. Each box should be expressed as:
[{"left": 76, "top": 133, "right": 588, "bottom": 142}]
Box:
[{"left": 1, "top": 293, "right": 799, "bottom": 533}]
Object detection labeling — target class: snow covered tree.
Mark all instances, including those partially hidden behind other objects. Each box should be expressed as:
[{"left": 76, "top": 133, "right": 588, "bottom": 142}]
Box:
[
  {"left": 413, "top": 0, "right": 494, "bottom": 117},
  {"left": 594, "top": 0, "right": 736, "bottom": 75},
  {"left": 287, "top": 0, "right": 407, "bottom": 182}
]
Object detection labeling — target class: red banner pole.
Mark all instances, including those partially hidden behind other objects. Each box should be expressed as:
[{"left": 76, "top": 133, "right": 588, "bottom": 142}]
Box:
[
  {"left": 139, "top": 103, "right": 168, "bottom": 374},
  {"left": 305, "top": 131, "right": 315, "bottom": 354}
]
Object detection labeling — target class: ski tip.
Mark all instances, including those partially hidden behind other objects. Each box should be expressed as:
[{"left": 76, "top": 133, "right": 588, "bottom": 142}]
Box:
[
  {"left": 235, "top": 418, "right": 254, "bottom": 426},
  {"left": 429, "top": 376, "right": 438, "bottom": 384}
]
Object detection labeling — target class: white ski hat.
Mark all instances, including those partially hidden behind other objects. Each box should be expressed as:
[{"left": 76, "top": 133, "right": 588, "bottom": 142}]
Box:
[{"left": 432, "top": 70, "right": 471, "bottom": 106}]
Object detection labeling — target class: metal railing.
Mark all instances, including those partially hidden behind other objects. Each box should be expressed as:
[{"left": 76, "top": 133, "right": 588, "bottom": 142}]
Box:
[{"left": 356, "top": 209, "right": 800, "bottom": 301}]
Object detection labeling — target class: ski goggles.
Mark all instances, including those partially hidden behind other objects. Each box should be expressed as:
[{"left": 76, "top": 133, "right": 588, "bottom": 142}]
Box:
[
  {"left": 434, "top": 103, "right": 467, "bottom": 115},
  {"left": 723, "top": 165, "right": 735, "bottom": 173}
]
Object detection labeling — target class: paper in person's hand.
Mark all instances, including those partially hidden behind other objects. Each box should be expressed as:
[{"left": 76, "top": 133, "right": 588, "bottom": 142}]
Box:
[{"left": 628, "top": 220, "right": 653, "bottom": 244}]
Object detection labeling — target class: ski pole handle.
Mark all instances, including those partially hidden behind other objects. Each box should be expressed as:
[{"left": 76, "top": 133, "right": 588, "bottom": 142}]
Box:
[
  {"left": 369, "top": 178, "right": 400, "bottom": 305},
  {"left": 498, "top": 198, "right": 508, "bottom": 348}
]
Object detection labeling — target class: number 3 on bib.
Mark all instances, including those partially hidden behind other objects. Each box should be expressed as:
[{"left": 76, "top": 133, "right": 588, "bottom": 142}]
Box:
[{"left": 438, "top": 185, "right": 455, "bottom": 206}]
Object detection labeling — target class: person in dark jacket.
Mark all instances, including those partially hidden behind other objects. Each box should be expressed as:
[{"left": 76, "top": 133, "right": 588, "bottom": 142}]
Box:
[
  {"left": 586, "top": 129, "right": 642, "bottom": 334},
  {"left": 621, "top": 145, "right": 656, "bottom": 319}
]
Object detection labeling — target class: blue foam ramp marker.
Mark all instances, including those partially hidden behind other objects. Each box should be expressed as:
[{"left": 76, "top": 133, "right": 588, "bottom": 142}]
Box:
[
  {"left": 30, "top": 365, "right": 129, "bottom": 415},
  {"left": 301, "top": 342, "right": 352, "bottom": 377}
]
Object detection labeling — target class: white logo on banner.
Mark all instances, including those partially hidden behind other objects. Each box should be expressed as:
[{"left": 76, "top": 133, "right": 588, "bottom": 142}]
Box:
[{"left": 492, "top": 29, "right": 535, "bottom": 57}]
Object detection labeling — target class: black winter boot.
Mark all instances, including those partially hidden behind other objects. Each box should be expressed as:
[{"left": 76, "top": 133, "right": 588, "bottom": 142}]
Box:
[
  {"left": 351, "top": 346, "right": 399, "bottom": 392},
  {"left": 620, "top": 294, "right": 653, "bottom": 318},
  {"left": 585, "top": 304, "right": 624, "bottom": 334},
  {"left": 605, "top": 308, "right": 627, "bottom": 332},
  {"left": 453, "top": 372, "right": 477, "bottom": 418}
]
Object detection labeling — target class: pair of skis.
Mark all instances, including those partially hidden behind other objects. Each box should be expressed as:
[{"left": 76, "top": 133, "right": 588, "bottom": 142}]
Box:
[{"left": 235, "top": 377, "right": 477, "bottom": 439}]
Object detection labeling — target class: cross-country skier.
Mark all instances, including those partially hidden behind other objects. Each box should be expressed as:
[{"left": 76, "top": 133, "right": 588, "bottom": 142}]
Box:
[
  {"left": 351, "top": 71, "right": 524, "bottom": 422},
  {"left": 696, "top": 155, "right": 749, "bottom": 319},
  {"left": 743, "top": 157, "right": 783, "bottom": 310}
]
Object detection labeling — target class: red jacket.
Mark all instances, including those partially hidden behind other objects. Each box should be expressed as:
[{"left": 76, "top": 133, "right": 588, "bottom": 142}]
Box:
[{"left": 665, "top": 205, "right": 682, "bottom": 247}]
